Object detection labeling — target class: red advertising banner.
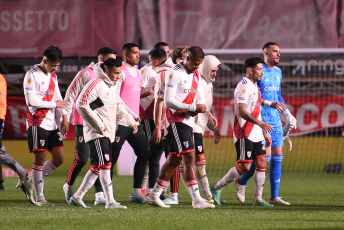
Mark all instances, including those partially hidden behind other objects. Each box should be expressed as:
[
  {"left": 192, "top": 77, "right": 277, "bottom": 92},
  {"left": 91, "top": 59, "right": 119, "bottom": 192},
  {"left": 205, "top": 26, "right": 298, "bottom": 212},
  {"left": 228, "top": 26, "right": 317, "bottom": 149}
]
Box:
[{"left": 4, "top": 96, "right": 344, "bottom": 140}]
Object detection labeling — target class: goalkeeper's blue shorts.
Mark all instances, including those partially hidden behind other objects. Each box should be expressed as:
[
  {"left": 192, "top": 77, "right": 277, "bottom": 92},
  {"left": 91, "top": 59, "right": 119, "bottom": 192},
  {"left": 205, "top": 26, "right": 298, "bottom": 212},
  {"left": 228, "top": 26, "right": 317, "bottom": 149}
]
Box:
[{"left": 268, "top": 125, "right": 284, "bottom": 148}]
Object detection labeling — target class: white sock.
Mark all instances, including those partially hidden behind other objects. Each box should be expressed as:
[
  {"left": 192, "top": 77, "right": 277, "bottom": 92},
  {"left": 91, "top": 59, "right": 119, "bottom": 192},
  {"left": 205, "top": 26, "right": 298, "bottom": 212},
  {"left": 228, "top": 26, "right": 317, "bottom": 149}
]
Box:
[
  {"left": 214, "top": 166, "right": 243, "bottom": 190},
  {"left": 43, "top": 160, "right": 58, "bottom": 179},
  {"left": 254, "top": 167, "right": 266, "bottom": 202},
  {"left": 95, "top": 192, "right": 105, "bottom": 201},
  {"left": 74, "top": 168, "right": 99, "bottom": 199},
  {"left": 150, "top": 178, "right": 168, "bottom": 198},
  {"left": 169, "top": 192, "right": 178, "bottom": 200},
  {"left": 99, "top": 167, "right": 115, "bottom": 205},
  {"left": 147, "top": 188, "right": 152, "bottom": 195},
  {"left": 32, "top": 163, "right": 44, "bottom": 200},
  {"left": 186, "top": 179, "right": 202, "bottom": 202},
  {"left": 195, "top": 161, "right": 211, "bottom": 200}
]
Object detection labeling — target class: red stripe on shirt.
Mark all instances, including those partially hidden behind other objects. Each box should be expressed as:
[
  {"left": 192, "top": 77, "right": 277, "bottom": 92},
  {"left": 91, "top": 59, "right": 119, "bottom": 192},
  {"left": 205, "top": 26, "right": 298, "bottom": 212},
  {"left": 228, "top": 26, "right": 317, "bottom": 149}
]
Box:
[{"left": 81, "top": 78, "right": 103, "bottom": 105}]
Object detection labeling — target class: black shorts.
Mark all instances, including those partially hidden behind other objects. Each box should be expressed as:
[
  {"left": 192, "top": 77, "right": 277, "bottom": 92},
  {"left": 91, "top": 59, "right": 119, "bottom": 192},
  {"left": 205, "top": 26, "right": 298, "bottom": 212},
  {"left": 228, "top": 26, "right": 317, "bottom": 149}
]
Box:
[
  {"left": 193, "top": 132, "right": 204, "bottom": 156},
  {"left": 234, "top": 138, "right": 266, "bottom": 163},
  {"left": 89, "top": 137, "right": 111, "bottom": 168},
  {"left": 167, "top": 122, "right": 194, "bottom": 156},
  {"left": 27, "top": 126, "right": 64, "bottom": 152}
]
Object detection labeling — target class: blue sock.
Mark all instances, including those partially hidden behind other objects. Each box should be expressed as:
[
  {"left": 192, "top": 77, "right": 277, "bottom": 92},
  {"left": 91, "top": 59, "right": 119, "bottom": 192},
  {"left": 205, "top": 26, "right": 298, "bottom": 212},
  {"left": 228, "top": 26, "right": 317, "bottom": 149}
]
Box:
[
  {"left": 270, "top": 154, "right": 283, "bottom": 200},
  {"left": 238, "top": 161, "right": 255, "bottom": 186},
  {"left": 266, "top": 155, "right": 271, "bottom": 163}
]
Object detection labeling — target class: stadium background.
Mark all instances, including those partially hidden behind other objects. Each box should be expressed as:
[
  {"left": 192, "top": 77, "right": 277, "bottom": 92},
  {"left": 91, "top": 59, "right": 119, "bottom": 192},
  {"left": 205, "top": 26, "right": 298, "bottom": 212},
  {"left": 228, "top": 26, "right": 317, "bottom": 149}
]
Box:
[{"left": 0, "top": 0, "right": 343, "bottom": 176}]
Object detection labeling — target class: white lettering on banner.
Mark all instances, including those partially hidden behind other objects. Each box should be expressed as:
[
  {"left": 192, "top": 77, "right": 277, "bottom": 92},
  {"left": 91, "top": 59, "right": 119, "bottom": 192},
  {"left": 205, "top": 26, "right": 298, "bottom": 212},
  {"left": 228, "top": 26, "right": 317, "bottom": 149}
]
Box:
[
  {"left": 296, "top": 103, "right": 319, "bottom": 131},
  {"left": 0, "top": 10, "right": 69, "bottom": 32},
  {"left": 8, "top": 105, "right": 27, "bottom": 138},
  {"left": 293, "top": 59, "right": 344, "bottom": 76},
  {"left": 321, "top": 104, "right": 344, "bottom": 127}
]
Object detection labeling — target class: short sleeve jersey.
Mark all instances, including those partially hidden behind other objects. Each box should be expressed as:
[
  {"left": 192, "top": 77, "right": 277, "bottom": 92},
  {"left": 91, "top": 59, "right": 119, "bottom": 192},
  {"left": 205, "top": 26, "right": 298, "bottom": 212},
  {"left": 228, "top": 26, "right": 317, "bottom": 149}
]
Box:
[{"left": 233, "top": 77, "right": 264, "bottom": 143}]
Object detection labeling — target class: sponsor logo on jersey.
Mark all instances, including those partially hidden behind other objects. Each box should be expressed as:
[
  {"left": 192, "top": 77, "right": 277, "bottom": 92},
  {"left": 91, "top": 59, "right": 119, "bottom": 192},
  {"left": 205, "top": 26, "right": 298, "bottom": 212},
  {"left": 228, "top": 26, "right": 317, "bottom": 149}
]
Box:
[
  {"left": 166, "top": 84, "right": 173, "bottom": 88},
  {"left": 42, "top": 89, "right": 55, "bottom": 97},
  {"left": 183, "top": 80, "right": 187, "bottom": 83},
  {"left": 247, "top": 151, "right": 251, "bottom": 158},
  {"left": 198, "top": 145, "right": 203, "bottom": 152},
  {"left": 28, "top": 78, "right": 32, "bottom": 83},
  {"left": 79, "top": 137, "right": 83, "bottom": 143},
  {"left": 40, "top": 140, "right": 45, "bottom": 146},
  {"left": 264, "top": 86, "right": 279, "bottom": 91},
  {"left": 183, "top": 141, "right": 189, "bottom": 148},
  {"left": 104, "top": 154, "right": 110, "bottom": 161},
  {"left": 115, "top": 136, "right": 120, "bottom": 142},
  {"left": 184, "top": 88, "right": 197, "bottom": 93},
  {"left": 169, "top": 74, "right": 173, "bottom": 79}
]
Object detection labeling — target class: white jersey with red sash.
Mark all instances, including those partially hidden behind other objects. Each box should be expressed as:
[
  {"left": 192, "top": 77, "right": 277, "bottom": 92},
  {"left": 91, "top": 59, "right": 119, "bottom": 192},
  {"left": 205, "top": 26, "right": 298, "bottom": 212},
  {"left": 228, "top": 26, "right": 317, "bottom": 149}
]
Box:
[
  {"left": 164, "top": 63, "right": 205, "bottom": 128},
  {"left": 24, "top": 64, "right": 64, "bottom": 130},
  {"left": 233, "top": 77, "right": 264, "bottom": 143}
]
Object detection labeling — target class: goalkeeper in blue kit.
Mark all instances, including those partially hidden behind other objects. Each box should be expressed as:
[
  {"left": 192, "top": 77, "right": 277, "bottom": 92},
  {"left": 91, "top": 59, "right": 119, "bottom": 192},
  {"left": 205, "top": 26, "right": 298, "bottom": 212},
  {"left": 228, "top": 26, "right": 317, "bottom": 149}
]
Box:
[{"left": 235, "top": 42, "right": 297, "bottom": 206}]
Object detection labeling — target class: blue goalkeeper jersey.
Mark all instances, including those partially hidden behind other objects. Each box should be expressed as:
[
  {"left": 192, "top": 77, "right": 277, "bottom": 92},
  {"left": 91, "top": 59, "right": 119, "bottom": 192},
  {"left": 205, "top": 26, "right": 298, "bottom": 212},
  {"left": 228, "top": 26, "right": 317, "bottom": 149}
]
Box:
[{"left": 257, "top": 63, "right": 286, "bottom": 127}]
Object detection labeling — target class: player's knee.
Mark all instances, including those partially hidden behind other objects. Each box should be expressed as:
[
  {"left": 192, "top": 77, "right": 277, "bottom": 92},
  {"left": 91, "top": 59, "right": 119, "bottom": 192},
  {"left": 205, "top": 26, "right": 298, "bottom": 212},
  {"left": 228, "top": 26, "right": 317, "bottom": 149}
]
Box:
[{"left": 240, "top": 164, "right": 251, "bottom": 173}]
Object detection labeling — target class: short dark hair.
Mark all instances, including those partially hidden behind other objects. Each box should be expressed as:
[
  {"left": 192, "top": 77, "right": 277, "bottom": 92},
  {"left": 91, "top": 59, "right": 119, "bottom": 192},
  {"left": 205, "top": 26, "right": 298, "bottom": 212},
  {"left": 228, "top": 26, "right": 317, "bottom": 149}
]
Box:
[
  {"left": 97, "top": 47, "right": 116, "bottom": 57},
  {"left": 101, "top": 58, "right": 122, "bottom": 71},
  {"left": 188, "top": 46, "right": 204, "bottom": 59},
  {"left": 43, "top": 45, "right": 62, "bottom": 62},
  {"left": 122, "top": 43, "right": 139, "bottom": 53},
  {"left": 245, "top": 57, "right": 264, "bottom": 69},
  {"left": 262, "top": 42, "right": 279, "bottom": 50},
  {"left": 154, "top": 42, "right": 169, "bottom": 48},
  {"left": 150, "top": 47, "right": 167, "bottom": 60}
]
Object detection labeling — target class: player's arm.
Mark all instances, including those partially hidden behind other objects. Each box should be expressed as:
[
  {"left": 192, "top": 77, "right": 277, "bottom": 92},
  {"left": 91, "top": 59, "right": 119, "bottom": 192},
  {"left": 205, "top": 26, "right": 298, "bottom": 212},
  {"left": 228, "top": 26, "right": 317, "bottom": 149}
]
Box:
[
  {"left": 153, "top": 97, "right": 164, "bottom": 144},
  {"left": 238, "top": 103, "right": 273, "bottom": 133}
]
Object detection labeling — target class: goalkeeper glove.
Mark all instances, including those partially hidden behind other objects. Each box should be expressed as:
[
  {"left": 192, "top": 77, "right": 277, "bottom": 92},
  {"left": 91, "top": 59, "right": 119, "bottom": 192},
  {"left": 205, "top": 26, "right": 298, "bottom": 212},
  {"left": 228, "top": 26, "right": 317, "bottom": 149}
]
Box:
[{"left": 283, "top": 109, "right": 297, "bottom": 129}]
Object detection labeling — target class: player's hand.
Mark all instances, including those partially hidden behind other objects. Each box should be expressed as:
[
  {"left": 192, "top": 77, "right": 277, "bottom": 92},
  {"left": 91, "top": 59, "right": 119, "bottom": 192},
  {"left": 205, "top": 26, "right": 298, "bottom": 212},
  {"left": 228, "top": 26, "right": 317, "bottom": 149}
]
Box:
[
  {"left": 100, "top": 128, "right": 107, "bottom": 136},
  {"left": 153, "top": 127, "right": 162, "bottom": 145},
  {"left": 55, "top": 100, "right": 67, "bottom": 108},
  {"left": 213, "top": 129, "right": 221, "bottom": 144},
  {"left": 258, "top": 121, "right": 273, "bottom": 133},
  {"left": 195, "top": 104, "right": 207, "bottom": 113},
  {"left": 263, "top": 131, "right": 272, "bottom": 148},
  {"left": 208, "top": 114, "right": 218, "bottom": 129},
  {"left": 60, "top": 115, "right": 69, "bottom": 136},
  {"left": 135, "top": 117, "right": 141, "bottom": 124},
  {"left": 283, "top": 109, "right": 297, "bottom": 129},
  {"left": 132, "top": 124, "right": 138, "bottom": 134},
  {"left": 270, "top": 102, "right": 286, "bottom": 113}
]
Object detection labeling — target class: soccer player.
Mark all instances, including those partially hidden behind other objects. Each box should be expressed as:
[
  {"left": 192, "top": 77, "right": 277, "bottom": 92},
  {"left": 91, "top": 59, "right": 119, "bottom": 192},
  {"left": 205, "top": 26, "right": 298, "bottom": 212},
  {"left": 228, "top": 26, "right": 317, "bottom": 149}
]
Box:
[
  {"left": 110, "top": 43, "right": 149, "bottom": 204},
  {"left": 235, "top": 42, "right": 297, "bottom": 206},
  {"left": 0, "top": 73, "right": 33, "bottom": 195},
  {"left": 210, "top": 57, "right": 283, "bottom": 206},
  {"left": 171, "top": 46, "right": 188, "bottom": 65},
  {"left": 70, "top": 58, "right": 136, "bottom": 209},
  {"left": 23, "top": 46, "right": 68, "bottom": 206},
  {"left": 63, "top": 47, "right": 116, "bottom": 206},
  {"left": 147, "top": 46, "right": 215, "bottom": 209}
]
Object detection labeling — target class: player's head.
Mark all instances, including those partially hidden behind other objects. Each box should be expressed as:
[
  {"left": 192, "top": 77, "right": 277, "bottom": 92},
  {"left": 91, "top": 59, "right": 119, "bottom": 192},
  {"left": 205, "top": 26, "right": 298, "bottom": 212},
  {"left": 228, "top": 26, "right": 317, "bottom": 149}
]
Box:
[
  {"left": 41, "top": 45, "right": 62, "bottom": 73},
  {"left": 154, "top": 41, "right": 170, "bottom": 59},
  {"left": 122, "top": 43, "right": 140, "bottom": 66},
  {"left": 199, "top": 55, "right": 221, "bottom": 82},
  {"left": 97, "top": 47, "right": 117, "bottom": 63},
  {"left": 172, "top": 46, "right": 188, "bottom": 64},
  {"left": 245, "top": 57, "right": 264, "bottom": 83},
  {"left": 149, "top": 47, "right": 167, "bottom": 68},
  {"left": 263, "top": 42, "right": 280, "bottom": 65},
  {"left": 184, "top": 46, "right": 204, "bottom": 73},
  {"left": 101, "top": 58, "right": 122, "bottom": 82}
]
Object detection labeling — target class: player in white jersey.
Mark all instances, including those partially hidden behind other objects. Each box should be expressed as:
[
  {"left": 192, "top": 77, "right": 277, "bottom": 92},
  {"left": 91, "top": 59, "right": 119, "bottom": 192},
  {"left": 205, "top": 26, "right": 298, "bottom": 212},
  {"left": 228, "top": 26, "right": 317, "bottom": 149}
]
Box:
[
  {"left": 210, "top": 57, "right": 284, "bottom": 206},
  {"left": 23, "top": 46, "right": 68, "bottom": 206},
  {"left": 147, "top": 46, "right": 215, "bottom": 209},
  {"left": 63, "top": 47, "right": 116, "bottom": 206}
]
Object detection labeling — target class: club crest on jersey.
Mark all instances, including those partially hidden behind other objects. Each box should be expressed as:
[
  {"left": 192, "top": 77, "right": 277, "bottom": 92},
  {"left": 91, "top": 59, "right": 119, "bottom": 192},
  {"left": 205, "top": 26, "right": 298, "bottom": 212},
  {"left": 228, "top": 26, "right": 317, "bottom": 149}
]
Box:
[
  {"left": 183, "top": 141, "right": 189, "bottom": 148},
  {"left": 104, "top": 154, "right": 110, "bottom": 161},
  {"left": 198, "top": 145, "right": 203, "bottom": 152},
  {"left": 40, "top": 140, "right": 45, "bottom": 146},
  {"left": 115, "top": 136, "right": 120, "bottom": 143},
  {"left": 79, "top": 137, "right": 83, "bottom": 143},
  {"left": 247, "top": 151, "right": 251, "bottom": 158}
]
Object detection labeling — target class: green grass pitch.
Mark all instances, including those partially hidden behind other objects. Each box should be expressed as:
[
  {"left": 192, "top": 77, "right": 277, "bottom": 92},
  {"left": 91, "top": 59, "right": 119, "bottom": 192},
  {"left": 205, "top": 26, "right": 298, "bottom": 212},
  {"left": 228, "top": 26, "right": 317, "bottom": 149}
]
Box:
[{"left": 0, "top": 139, "right": 343, "bottom": 230}]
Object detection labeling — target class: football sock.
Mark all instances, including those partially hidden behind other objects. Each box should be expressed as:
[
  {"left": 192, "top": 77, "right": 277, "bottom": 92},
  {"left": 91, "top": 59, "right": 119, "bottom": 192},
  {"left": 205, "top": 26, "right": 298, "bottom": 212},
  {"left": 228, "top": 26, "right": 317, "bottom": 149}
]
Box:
[
  {"left": 32, "top": 163, "right": 44, "bottom": 200},
  {"left": 238, "top": 161, "right": 255, "bottom": 186},
  {"left": 43, "top": 160, "right": 58, "bottom": 179},
  {"left": 99, "top": 165, "right": 115, "bottom": 205},
  {"left": 270, "top": 154, "right": 283, "bottom": 199},
  {"left": 170, "top": 166, "right": 180, "bottom": 193},
  {"left": 214, "top": 166, "right": 244, "bottom": 190},
  {"left": 195, "top": 160, "right": 212, "bottom": 200},
  {"left": 169, "top": 192, "right": 178, "bottom": 200},
  {"left": 150, "top": 178, "right": 168, "bottom": 197},
  {"left": 186, "top": 179, "right": 202, "bottom": 201},
  {"left": 254, "top": 166, "right": 266, "bottom": 202},
  {"left": 74, "top": 168, "right": 99, "bottom": 199},
  {"left": 266, "top": 155, "right": 272, "bottom": 163}
]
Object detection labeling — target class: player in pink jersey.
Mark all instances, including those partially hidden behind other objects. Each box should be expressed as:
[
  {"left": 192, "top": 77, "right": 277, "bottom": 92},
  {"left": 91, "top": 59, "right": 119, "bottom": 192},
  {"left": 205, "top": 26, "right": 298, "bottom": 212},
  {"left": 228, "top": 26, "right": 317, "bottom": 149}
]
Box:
[
  {"left": 23, "top": 46, "right": 68, "bottom": 206},
  {"left": 147, "top": 46, "right": 215, "bottom": 209},
  {"left": 63, "top": 47, "right": 116, "bottom": 206},
  {"left": 210, "top": 57, "right": 285, "bottom": 206}
]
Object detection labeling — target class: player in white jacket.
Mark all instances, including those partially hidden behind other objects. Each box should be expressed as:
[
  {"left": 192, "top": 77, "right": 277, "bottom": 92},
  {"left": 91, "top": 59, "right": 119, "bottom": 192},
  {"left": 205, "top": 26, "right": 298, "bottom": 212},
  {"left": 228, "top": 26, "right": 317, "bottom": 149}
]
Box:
[{"left": 70, "top": 58, "right": 137, "bottom": 209}]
